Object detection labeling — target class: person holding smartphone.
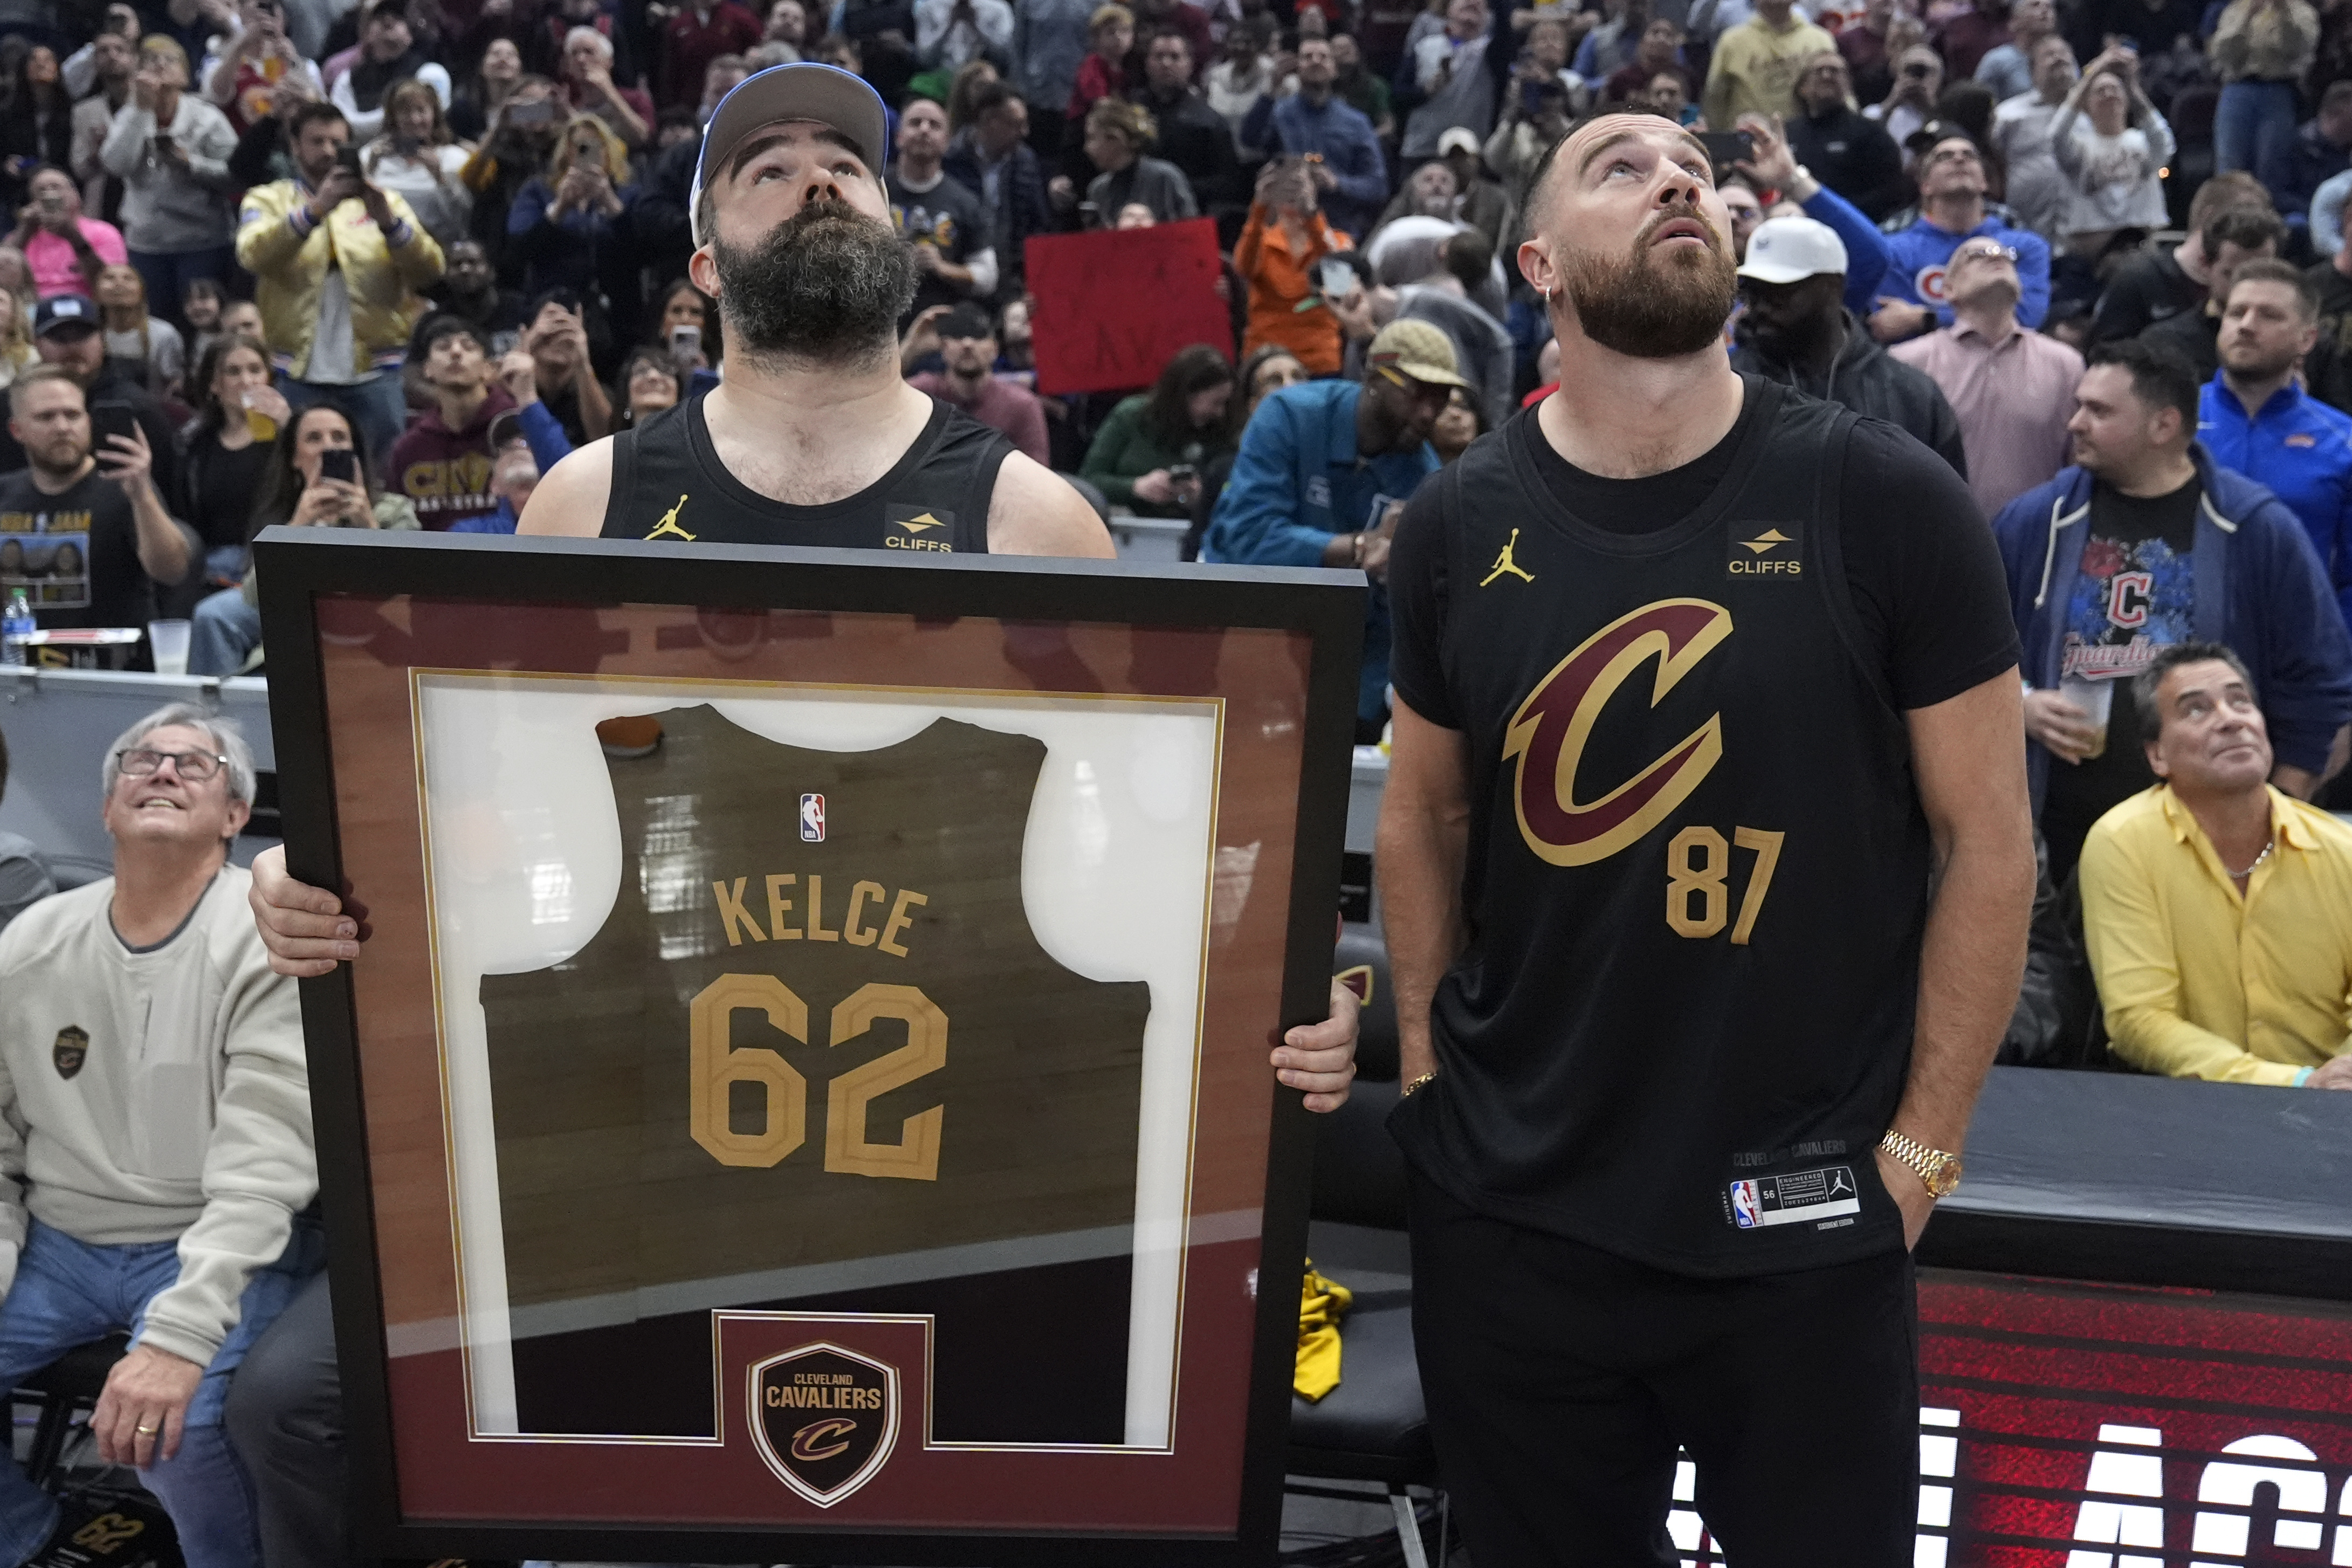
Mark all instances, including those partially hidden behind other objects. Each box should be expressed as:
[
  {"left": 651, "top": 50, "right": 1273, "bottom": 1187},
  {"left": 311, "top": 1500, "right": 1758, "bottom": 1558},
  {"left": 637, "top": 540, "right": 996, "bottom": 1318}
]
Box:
[
  {"left": 1234, "top": 152, "right": 1352, "bottom": 373},
  {"left": 99, "top": 36, "right": 242, "bottom": 326},
  {"left": 187, "top": 403, "right": 418, "bottom": 675},
  {"left": 232, "top": 99, "right": 445, "bottom": 459},
  {"left": 0, "top": 365, "right": 195, "bottom": 644}
]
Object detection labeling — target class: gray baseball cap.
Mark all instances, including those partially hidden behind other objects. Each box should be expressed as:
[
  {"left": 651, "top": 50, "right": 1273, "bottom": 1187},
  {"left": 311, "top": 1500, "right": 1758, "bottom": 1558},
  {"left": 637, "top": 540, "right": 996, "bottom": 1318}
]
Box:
[{"left": 689, "top": 62, "right": 890, "bottom": 246}]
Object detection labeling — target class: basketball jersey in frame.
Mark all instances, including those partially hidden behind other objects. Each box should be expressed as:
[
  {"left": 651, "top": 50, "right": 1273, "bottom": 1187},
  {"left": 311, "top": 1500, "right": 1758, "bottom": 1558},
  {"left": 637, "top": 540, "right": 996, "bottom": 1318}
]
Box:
[{"left": 477, "top": 705, "right": 1152, "bottom": 1440}]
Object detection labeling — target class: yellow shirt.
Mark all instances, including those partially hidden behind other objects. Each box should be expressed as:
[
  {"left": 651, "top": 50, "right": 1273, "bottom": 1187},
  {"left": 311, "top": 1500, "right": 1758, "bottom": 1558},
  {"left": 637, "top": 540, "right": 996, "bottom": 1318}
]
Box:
[
  {"left": 2080, "top": 784, "right": 2352, "bottom": 1085},
  {"left": 1701, "top": 16, "right": 1838, "bottom": 130}
]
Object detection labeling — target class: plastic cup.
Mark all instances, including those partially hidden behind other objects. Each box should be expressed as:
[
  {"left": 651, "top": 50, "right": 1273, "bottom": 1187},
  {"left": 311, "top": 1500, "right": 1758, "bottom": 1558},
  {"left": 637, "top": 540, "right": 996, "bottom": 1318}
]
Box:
[
  {"left": 148, "top": 618, "right": 191, "bottom": 677},
  {"left": 2060, "top": 675, "right": 2115, "bottom": 760}
]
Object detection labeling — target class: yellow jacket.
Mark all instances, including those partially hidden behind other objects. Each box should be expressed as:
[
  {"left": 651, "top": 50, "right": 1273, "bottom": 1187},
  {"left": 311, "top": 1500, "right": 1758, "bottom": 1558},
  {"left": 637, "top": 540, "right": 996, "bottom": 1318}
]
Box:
[
  {"left": 2080, "top": 783, "right": 2352, "bottom": 1084},
  {"left": 233, "top": 179, "right": 444, "bottom": 381}
]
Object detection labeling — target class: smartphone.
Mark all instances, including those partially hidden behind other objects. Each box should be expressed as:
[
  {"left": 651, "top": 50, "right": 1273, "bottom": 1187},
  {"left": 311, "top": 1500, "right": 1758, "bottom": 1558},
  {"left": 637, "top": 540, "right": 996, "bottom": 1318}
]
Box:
[
  {"left": 151, "top": 130, "right": 174, "bottom": 155},
  {"left": 91, "top": 403, "right": 139, "bottom": 456},
  {"left": 1318, "top": 257, "right": 1354, "bottom": 298},
  {"left": 1522, "top": 78, "right": 1544, "bottom": 115},
  {"left": 1168, "top": 463, "right": 1197, "bottom": 485},
  {"left": 318, "top": 448, "right": 358, "bottom": 485},
  {"left": 333, "top": 143, "right": 362, "bottom": 178},
  {"left": 669, "top": 324, "right": 702, "bottom": 357},
  {"left": 1697, "top": 130, "right": 1753, "bottom": 173},
  {"left": 508, "top": 97, "right": 555, "bottom": 127}
]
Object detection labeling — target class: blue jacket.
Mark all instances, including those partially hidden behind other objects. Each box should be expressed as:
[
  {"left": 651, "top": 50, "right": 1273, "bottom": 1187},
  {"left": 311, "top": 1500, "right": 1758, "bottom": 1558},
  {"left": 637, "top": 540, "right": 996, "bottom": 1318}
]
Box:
[
  {"left": 2197, "top": 376, "right": 2352, "bottom": 630},
  {"left": 1990, "top": 447, "right": 2352, "bottom": 804},
  {"left": 1203, "top": 379, "right": 1440, "bottom": 724},
  {"left": 1881, "top": 214, "right": 2051, "bottom": 329},
  {"left": 1252, "top": 94, "right": 1388, "bottom": 244},
  {"left": 1801, "top": 184, "right": 1890, "bottom": 316}
]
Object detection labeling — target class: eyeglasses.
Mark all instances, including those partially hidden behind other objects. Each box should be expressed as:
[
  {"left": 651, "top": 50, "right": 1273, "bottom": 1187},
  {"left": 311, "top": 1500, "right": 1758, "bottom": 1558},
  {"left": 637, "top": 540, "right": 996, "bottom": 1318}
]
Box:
[
  {"left": 1924, "top": 146, "right": 1981, "bottom": 166},
  {"left": 1957, "top": 243, "right": 2019, "bottom": 262},
  {"left": 115, "top": 747, "right": 229, "bottom": 781}
]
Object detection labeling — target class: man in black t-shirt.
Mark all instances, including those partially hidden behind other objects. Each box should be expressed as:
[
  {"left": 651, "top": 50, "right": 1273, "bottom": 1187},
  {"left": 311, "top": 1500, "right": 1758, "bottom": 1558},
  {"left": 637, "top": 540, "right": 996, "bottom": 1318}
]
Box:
[
  {"left": 0, "top": 295, "right": 187, "bottom": 517},
  {"left": 2134, "top": 208, "right": 2286, "bottom": 382},
  {"left": 0, "top": 367, "right": 195, "bottom": 644},
  {"left": 1378, "top": 112, "right": 2035, "bottom": 1565},
  {"left": 886, "top": 97, "right": 997, "bottom": 321},
  {"left": 1991, "top": 339, "right": 2352, "bottom": 884}
]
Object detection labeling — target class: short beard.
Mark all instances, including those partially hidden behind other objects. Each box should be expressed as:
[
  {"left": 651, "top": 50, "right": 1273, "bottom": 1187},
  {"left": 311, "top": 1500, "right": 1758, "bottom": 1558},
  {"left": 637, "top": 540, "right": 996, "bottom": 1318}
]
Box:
[
  {"left": 1558, "top": 206, "right": 1738, "bottom": 359},
  {"left": 712, "top": 196, "right": 918, "bottom": 368}
]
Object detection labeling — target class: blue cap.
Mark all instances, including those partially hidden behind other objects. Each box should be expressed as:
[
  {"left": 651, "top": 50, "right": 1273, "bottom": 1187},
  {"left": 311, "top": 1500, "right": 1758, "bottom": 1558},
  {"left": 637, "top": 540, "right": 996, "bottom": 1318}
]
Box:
[
  {"left": 689, "top": 63, "right": 890, "bottom": 247},
  {"left": 32, "top": 294, "right": 99, "bottom": 338}
]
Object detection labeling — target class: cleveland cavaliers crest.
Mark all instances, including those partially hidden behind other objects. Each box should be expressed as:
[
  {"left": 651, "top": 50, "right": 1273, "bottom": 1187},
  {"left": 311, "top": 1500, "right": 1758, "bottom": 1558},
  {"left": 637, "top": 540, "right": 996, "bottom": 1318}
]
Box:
[
  {"left": 51, "top": 1026, "right": 88, "bottom": 1079},
  {"left": 748, "top": 1343, "right": 899, "bottom": 1507}
]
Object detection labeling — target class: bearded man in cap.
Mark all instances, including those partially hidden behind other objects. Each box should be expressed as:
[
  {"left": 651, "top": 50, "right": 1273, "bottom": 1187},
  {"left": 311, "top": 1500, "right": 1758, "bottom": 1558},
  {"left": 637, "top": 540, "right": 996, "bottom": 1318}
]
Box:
[
  {"left": 1203, "top": 316, "right": 1466, "bottom": 741},
  {"left": 1731, "top": 212, "right": 1968, "bottom": 475},
  {"left": 231, "top": 66, "right": 1372, "bottom": 1568}
]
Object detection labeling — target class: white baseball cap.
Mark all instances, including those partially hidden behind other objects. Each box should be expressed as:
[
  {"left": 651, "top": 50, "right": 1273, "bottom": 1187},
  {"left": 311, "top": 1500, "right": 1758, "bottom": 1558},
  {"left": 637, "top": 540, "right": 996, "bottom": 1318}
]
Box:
[
  {"left": 1736, "top": 216, "right": 1848, "bottom": 285},
  {"left": 689, "top": 62, "right": 891, "bottom": 246}
]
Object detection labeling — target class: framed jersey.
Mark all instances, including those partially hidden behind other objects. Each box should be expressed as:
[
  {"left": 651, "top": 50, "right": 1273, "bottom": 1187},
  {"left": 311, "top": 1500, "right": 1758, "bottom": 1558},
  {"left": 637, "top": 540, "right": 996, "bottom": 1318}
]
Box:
[{"left": 255, "top": 528, "right": 1365, "bottom": 1566}]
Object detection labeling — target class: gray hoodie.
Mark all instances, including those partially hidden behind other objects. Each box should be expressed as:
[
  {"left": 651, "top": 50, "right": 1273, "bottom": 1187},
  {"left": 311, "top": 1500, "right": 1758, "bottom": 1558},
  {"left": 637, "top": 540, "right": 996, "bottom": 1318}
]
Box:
[{"left": 98, "top": 93, "right": 240, "bottom": 255}]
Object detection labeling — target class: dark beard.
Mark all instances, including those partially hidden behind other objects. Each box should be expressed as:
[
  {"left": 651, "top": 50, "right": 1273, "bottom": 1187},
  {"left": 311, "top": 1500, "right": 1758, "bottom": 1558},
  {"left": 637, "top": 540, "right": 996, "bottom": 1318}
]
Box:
[
  {"left": 1560, "top": 206, "right": 1738, "bottom": 359},
  {"left": 712, "top": 197, "right": 917, "bottom": 366}
]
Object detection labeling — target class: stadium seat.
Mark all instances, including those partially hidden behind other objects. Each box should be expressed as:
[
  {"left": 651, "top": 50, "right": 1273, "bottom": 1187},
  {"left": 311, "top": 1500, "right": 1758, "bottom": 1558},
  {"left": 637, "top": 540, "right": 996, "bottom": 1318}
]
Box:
[
  {"left": 1289, "top": 926, "right": 1442, "bottom": 1566},
  {"left": 12, "top": 1334, "right": 129, "bottom": 1485}
]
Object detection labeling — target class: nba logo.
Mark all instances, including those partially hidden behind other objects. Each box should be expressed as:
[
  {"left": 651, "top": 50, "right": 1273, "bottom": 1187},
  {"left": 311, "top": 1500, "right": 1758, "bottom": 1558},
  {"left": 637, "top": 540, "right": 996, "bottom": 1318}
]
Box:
[
  {"left": 1730, "top": 1180, "right": 1761, "bottom": 1230},
  {"left": 800, "top": 793, "right": 825, "bottom": 842}
]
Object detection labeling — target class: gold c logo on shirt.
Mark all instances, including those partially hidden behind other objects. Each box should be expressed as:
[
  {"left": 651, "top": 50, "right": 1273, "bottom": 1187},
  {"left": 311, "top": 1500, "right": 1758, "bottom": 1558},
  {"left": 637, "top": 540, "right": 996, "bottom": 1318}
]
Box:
[{"left": 1504, "top": 599, "right": 1732, "bottom": 867}]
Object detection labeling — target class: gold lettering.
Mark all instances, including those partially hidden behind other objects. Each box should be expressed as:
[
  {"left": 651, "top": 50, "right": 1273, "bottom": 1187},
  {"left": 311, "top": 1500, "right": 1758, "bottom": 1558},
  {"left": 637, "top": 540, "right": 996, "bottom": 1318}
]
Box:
[
  {"left": 711, "top": 878, "right": 767, "bottom": 945},
  {"left": 765, "top": 873, "right": 800, "bottom": 940},
  {"left": 844, "top": 881, "right": 884, "bottom": 946},
  {"left": 877, "top": 889, "right": 927, "bottom": 957},
  {"left": 806, "top": 874, "right": 839, "bottom": 941}
]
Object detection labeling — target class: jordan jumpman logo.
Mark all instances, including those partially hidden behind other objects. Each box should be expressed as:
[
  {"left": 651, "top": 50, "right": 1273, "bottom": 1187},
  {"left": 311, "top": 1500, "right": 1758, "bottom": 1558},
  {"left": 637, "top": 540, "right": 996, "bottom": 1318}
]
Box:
[
  {"left": 1480, "top": 527, "right": 1535, "bottom": 586},
  {"left": 645, "top": 494, "right": 695, "bottom": 541}
]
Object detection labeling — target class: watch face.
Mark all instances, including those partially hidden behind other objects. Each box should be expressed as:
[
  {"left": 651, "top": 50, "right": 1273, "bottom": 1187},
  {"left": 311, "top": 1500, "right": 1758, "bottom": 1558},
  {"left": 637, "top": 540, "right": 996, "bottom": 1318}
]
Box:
[{"left": 1927, "top": 1157, "right": 1962, "bottom": 1198}]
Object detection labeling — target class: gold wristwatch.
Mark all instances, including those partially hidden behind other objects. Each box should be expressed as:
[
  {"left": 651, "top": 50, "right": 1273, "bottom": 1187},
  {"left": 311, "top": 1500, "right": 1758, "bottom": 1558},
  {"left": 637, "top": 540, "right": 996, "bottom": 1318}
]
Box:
[{"left": 1879, "top": 1130, "right": 1963, "bottom": 1199}]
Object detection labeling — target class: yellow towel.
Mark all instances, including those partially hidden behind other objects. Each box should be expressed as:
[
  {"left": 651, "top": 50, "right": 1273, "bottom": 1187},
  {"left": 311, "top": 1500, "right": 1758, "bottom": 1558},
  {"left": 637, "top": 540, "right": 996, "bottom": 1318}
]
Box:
[{"left": 1295, "top": 1260, "right": 1354, "bottom": 1402}]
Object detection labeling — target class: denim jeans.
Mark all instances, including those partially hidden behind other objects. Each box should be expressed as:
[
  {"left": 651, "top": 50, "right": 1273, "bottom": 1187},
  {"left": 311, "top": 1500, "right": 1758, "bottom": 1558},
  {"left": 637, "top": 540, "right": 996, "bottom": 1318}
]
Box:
[
  {"left": 2216, "top": 79, "right": 2301, "bottom": 200},
  {"left": 0, "top": 1218, "right": 323, "bottom": 1568},
  {"left": 125, "top": 247, "right": 235, "bottom": 332},
  {"left": 274, "top": 372, "right": 408, "bottom": 475},
  {"left": 188, "top": 587, "right": 260, "bottom": 677}
]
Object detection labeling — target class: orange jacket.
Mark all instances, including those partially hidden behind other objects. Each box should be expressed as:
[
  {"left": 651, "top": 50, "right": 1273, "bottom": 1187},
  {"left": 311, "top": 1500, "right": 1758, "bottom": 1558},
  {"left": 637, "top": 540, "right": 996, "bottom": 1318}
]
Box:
[{"left": 1234, "top": 201, "right": 1351, "bottom": 377}]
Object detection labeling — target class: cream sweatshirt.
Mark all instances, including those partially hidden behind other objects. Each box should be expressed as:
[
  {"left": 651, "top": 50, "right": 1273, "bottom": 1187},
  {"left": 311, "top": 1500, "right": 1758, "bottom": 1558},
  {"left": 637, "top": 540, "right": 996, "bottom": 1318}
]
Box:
[{"left": 0, "top": 867, "right": 315, "bottom": 1367}]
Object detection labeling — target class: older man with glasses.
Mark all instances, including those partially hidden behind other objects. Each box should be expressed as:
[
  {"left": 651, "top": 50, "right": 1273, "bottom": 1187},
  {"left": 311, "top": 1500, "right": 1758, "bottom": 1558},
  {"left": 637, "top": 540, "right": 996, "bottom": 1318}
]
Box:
[
  {"left": 1870, "top": 128, "right": 2052, "bottom": 343},
  {"left": 0, "top": 702, "right": 318, "bottom": 1568},
  {"left": 1893, "top": 233, "right": 2085, "bottom": 513}
]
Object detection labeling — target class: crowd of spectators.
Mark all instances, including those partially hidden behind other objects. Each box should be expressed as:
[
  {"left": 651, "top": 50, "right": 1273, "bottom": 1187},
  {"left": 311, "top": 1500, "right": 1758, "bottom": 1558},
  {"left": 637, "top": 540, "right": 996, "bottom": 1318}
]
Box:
[
  {"left": 0, "top": 0, "right": 2349, "bottom": 1552},
  {"left": 0, "top": 0, "right": 2337, "bottom": 1069}
]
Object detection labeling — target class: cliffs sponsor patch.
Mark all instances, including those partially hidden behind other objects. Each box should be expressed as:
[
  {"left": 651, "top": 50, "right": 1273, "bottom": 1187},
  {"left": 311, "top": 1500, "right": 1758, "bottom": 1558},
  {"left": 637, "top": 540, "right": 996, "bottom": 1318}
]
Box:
[
  {"left": 52, "top": 1026, "right": 87, "bottom": 1079},
  {"left": 1727, "top": 1164, "right": 1861, "bottom": 1230},
  {"left": 1727, "top": 522, "right": 1801, "bottom": 579},
  {"left": 748, "top": 1343, "right": 899, "bottom": 1507},
  {"left": 885, "top": 504, "right": 954, "bottom": 551}
]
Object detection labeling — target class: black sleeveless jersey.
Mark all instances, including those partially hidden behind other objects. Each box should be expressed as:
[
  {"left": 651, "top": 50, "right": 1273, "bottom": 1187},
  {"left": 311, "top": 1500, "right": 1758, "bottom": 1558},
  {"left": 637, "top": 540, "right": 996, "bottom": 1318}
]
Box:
[
  {"left": 600, "top": 394, "right": 1008, "bottom": 552},
  {"left": 478, "top": 705, "right": 1152, "bottom": 1442},
  {"left": 1387, "top": 382, "right": 1937, "bottom": 1278}
]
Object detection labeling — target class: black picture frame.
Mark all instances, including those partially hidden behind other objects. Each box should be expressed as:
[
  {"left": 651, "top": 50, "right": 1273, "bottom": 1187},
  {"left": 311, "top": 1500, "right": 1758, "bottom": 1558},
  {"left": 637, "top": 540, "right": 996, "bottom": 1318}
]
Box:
[{"left": 255, "top": 527, "right": 1367, "bottom": 1567}]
